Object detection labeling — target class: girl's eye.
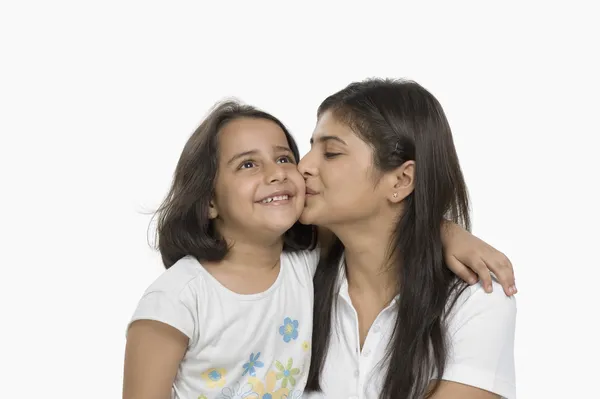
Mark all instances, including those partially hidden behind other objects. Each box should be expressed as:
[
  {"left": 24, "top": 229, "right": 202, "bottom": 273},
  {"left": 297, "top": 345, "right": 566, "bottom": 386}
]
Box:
[
  {"left": 277, "top": 156, "right": 294, "bottom": 164},
  {"left": 324, "top": 152, "right": 341, "bottom": 159},
  {"left": 240, "top": 161, "right": 256, "bottom": 169}
]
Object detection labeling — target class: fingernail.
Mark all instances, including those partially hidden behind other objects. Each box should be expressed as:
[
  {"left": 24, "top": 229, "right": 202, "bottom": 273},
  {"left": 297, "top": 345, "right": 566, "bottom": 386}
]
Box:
[
  {"left": 486, "top": 284, "right": 492, "bottom": 293},
  {"left": 469, "top": 278, "right": 477, "bottom": 285},
  {"left": 512, "top": 284, "right": 517, "bottom": 294}
]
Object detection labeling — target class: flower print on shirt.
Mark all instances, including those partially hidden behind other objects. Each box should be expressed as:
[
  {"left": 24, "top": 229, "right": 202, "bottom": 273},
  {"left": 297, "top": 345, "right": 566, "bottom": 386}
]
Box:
[
  {"left": 216, "top": 382, "right": 258, "bottom": 399},
  {"left": 198, "top": 395, "right": 208, "bottom": 399},
  {"left": 282, "top": 391, "right": 303, "bottom": 399},
  {"left": 248, "top": 370, "right": 289, "bottom": 399},
  {"left": 201, "top": 367, "right": 227, "bottom": 389},
  {"left": 279, "top": 317, "right": 299, "bottom": 343},
  {"left": 243, "top": 352, "right": 265, "bottom": 377},
  {"left": 301, "top": 341, "right": 310, "bottom": 352},
  {"left": 274, "top": 358, "right": 300, "bottom": 388}
]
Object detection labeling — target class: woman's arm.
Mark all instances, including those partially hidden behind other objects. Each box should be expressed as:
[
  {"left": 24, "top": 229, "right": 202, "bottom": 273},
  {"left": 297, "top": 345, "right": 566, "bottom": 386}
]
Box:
[
  {"left": 428, "top": 381, "right": 501, "bottom": 399},
  {"left": 430, "top": 281, "right": 517, "bottom": 399},
  {"left": 123, "top": 320, "right": 188, "bottom": 399},
  {"left": 441, "top": 221, "right": 516, "bottom": 296}
]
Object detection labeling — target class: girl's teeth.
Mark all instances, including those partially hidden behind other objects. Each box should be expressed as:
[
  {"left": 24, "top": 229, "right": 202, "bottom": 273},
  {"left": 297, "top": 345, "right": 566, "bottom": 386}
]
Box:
[{"left": 261, "top": 195, "right": 289, "bottom": 203}]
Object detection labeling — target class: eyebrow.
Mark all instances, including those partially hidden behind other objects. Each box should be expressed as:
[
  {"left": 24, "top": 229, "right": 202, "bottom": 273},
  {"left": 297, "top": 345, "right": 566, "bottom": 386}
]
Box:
[
  {"left": 309, "top": 135, "right": 347, "bottom": 145},
  {"left": 226, "top": 145, "right": 292, "bottom": 165}
]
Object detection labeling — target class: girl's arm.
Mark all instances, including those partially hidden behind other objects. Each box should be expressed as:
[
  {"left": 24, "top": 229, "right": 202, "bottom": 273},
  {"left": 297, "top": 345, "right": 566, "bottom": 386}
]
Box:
[
  {"left": 123, "top": 320, "right": 188, "bottom": 399},
  {"left": 321, "top": 222, "right": 517, "bottom": 296},
  {"left": 441, "top": 221, "right": 516, "bottom": 296}
]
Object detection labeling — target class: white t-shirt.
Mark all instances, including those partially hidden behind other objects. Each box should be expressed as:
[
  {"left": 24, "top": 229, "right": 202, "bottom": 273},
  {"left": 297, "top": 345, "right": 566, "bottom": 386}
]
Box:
[
  {"left": 129, "top": 249, "right": 319, "bottom": 399},
  {"left": 304, "top": 254, "right": 517, "bottom": 399}
]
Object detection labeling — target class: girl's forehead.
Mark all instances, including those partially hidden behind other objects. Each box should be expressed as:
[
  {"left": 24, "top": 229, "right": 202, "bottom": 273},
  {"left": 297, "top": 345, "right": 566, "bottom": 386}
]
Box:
[{"left": 219, "top": 118, "right": 289, "bottom": 147}]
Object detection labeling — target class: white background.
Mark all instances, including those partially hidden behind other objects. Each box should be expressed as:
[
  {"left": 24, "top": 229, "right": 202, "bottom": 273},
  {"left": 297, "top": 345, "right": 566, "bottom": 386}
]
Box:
[{"left": 1, "top": 1, "right": 598, "bottom": 398}]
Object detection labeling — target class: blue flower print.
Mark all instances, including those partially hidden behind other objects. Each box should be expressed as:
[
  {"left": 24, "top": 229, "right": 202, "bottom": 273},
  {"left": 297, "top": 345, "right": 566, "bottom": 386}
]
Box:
[
  {"left": 242, "top": 352, "right": 265, "bottom": 377},
  {"left": 279, "top": 317, "right": 299, "bottom": 343}
]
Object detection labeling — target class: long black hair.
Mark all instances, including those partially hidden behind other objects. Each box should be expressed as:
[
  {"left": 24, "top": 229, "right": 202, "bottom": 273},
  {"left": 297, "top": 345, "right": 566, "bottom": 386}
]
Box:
[
  {"left": 306, "top": 79, "right": 471, "bottom": 398},
  {"left": 154, "top": 100, "right": 314, "bottom": 268}
]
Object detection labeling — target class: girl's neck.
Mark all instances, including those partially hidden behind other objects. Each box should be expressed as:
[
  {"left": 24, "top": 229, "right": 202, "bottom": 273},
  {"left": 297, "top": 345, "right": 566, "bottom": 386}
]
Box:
[{"left": 221, "top": 237, "right": 283, "bottom": 270}]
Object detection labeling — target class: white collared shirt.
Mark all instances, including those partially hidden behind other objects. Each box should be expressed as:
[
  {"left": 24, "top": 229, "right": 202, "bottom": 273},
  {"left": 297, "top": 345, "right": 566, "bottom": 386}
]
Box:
[{"left": 305, "top": 254, "right": 517, "bottom": 399}]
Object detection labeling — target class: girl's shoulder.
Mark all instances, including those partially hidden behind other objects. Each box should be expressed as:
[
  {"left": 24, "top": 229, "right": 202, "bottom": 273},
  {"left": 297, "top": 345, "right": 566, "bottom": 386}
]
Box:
[{"left": 144, "top": 255, "right": 207, "bottom": 297}]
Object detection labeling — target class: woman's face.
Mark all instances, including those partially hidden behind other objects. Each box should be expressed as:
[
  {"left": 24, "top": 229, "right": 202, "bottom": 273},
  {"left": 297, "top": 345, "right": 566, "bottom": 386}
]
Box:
[{"left": 298, "top": 110, "right": 391, "bottom": 228}]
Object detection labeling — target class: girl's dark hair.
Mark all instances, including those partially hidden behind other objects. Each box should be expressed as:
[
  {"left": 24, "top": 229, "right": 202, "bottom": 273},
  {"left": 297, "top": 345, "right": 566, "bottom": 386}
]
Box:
[
  {"left": 306, "top": 79, "right": 471, "bottom": 399},
  {"left": 154, "top": 100, "right": 314, "bottom": 268}
]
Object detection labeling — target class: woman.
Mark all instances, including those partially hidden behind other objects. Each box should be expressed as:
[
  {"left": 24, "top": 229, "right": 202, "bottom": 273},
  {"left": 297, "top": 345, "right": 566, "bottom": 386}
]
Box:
[{"left": 301, "top": 79, "right": 516, "bottom": 398}]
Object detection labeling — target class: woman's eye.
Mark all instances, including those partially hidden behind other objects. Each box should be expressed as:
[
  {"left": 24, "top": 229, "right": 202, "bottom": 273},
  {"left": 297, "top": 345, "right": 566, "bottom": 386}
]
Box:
[{"left": 324, "top": 152, "right": 341, "bottom": 159}]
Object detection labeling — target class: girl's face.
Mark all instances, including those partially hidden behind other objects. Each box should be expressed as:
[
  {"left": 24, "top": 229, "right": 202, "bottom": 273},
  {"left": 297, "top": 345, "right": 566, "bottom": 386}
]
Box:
[
  {"left": 210, "top": 117, "right": 305, "bottom": 243},
  {"left": 298, "top": 111, "right": 392, "bottom": 229}
]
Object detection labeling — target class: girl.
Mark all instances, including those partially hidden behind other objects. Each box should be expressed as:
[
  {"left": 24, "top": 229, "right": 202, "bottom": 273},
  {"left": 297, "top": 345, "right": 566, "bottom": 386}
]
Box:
[
  {"left": 301, "top": 79, "right": 517, "bottom": 399},
  {"left": 123, "top": 100, "right": 515, "bottom": 399},
  {"left": 124, "top": 101, "right": 316, "bottom": 399}
]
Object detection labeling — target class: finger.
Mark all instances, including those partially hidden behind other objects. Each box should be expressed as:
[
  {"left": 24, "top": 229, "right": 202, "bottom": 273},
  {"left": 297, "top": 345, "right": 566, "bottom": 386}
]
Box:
[
  {"left": 445, "top": 255, "right": 478, "bottom": 285},
  {"left": 472, "top": 258, "right": 493, "bottom": 293},
  {"left": 485, "top": 253, "right": 516, "bottom": 296}
]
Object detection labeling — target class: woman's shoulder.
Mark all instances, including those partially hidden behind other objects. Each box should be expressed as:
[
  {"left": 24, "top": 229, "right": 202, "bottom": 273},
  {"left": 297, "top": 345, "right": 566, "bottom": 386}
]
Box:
[
  {"left": 457, "top": 278, "right": 515, "bottom": 305},
  {"left": 447, "top": 278, "right": 517, "bottom": 333},
  {"left": 442, "top": 279, "right": 517, "bottom": 397}
]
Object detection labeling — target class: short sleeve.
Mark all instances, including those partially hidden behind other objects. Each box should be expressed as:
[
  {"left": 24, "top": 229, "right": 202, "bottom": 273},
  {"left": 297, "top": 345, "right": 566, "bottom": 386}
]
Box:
[
  {"left": 129, "top": 290, "right": 196, "bottom": 340},
  {"left": 442, "top": 281, "right": 517, "bottom": 399},
  {"left": 127, "top": 257, "right": 203, "bottom": 343}
]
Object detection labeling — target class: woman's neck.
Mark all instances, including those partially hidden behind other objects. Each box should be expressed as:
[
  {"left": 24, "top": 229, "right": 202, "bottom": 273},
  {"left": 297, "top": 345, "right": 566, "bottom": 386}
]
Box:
[{"left": 330, "top": 215, "right": 399, "bottom": 298}]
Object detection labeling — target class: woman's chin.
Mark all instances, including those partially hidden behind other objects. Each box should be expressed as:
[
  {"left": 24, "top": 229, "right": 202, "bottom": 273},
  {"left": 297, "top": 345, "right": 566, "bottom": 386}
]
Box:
[{"left": 298, "top": 210, "right": 315, "bottom": 225}]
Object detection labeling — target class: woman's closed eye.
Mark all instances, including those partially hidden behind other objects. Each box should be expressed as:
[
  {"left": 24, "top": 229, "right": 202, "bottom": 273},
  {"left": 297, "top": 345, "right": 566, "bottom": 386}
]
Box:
[{"left": 324, "top": 152, "right": 341, "bottom": 159}]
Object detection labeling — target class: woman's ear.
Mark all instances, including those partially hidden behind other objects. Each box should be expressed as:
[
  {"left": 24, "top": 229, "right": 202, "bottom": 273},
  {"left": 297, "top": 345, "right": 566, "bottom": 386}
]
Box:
[{"left": 388, "top": 160, "right": 415, "bottom": 203}]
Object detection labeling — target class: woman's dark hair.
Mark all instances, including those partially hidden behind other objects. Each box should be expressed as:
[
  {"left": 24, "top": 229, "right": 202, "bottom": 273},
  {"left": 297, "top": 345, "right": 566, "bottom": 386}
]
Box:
[
  {"left": 306, "top": 79, "right": 471, "bottom": 399},
  {"left": 154, "top": 100, "right": 314, "bottom": 268}
]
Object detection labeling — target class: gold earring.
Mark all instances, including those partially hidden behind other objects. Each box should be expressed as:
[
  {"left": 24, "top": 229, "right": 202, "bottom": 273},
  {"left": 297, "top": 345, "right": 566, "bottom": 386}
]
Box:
[{"left": 393, "top": 193, "right": 398, "bottom": 198}]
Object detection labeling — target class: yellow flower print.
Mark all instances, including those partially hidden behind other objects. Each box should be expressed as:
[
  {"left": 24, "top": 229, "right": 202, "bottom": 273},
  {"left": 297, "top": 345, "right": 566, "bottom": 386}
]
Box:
[
  {"left": 302, "top": 341, "right": 310, "bottom": 352},
  {"left": 248, "top": 370, "right": 289, "bottom": 399},
  {"left": 198, "top": 395, "right": 208, "bottom": 399},
  {"left": 200, "top": 367, "right": 227, "bottom": 388},
  {"left": 275, "top": 358, "right": 300, "bottom": 388}
]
